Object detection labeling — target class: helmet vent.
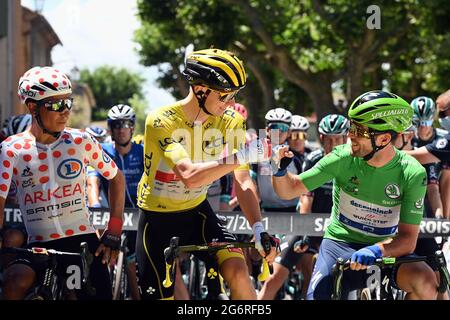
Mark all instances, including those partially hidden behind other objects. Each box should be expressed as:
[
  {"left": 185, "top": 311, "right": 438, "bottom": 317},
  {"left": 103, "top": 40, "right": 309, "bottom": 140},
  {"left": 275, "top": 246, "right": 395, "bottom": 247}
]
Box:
[{"left": 354, "top": 106, "right": 377, "bottom": 116}]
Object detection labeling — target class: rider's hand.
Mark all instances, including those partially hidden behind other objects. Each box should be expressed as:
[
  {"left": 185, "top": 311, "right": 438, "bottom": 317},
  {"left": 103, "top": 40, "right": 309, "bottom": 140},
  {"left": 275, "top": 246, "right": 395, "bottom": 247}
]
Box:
[
  {"left": 350, "top": 244, "right": 382, "bottom": 271},
  {"left": 95, "top": 217, "right": 122, "bottom": 266},
  {"left": 252, "top": 222, "right": 280, "bottom": 264},
  {"left": 293, "top": 236, "right": 310, "bottom": 254},
  {"left": 270, "top": 145, "right": 294, "bottom": 176},
  {"left": 236, "top": 138, "right": 272, "bottom": 164}
]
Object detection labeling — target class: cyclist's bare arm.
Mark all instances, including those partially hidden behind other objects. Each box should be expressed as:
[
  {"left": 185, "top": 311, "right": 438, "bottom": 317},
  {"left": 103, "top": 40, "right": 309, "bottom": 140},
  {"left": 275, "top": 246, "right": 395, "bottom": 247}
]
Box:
[
  {"left": 108, "top": 170, "right": 126, "bottom": 219},
  {"left": 273, "top": 173, "right": 308, "bottom": 200},
  {"left": 405, "top": 147, "right": 440, "bottom": 164},
  {"left": 234, "top": 170, "right": 278, "bottom": 263},
  {"left": 427, "top": 184, "right": 444, "bottom": 218},
  {"left": 95, "top": 169, "right": 125, "bottom": 265},
  {"left": 0, "top": 196, "right": 5, "bottom": 230},
  {"left": 233, "top": 170, "right": 261, "bottom": 226},
  {"left": 173, "top": 155, "right": 240, "bottom": 189},
  {"left": 300, "top": 194, "right": 313, "bottom": 214},
  {"left": 87, "top": 175, "right": 101, "bottom": 207},
  {"left": 376, "top": 223, "right": 419, "bottom": 257},
  {"left": 440, "top": 170, "right": 450, "bottom": 219}
]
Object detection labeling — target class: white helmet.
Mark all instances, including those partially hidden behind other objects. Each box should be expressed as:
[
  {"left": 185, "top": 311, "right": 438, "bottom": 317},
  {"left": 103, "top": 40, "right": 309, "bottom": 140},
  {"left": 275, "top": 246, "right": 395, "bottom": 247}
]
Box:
[
  {"left": 18, "top": 66, "right": 72, "bottom": 104},
  {"left": 265, "top": 108, "right": 292, "bottom": 124},
  {"left": 85, "top": 126, "right": 108, "bottom": 139},
  {"left": 3, "top": 114, "right": 32, "bottom": 136},
  {"left": 291, "top": 115, "right": 310, "bottom": 131},
  {"left": 107, "top": 104, "right": 136, "bottom": 124}
]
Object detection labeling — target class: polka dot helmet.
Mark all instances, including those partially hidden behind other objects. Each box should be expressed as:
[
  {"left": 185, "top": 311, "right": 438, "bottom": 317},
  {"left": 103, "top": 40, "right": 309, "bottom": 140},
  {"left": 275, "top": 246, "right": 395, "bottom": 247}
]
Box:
[{"left": 18, "top": 66, "right": 72, "bottom": 104}]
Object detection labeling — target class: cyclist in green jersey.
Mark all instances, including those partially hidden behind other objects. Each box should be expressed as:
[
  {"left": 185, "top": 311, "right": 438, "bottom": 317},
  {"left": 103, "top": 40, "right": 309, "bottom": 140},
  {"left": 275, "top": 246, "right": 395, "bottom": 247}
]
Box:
[{"left": 272, "top": 91, "right": 438, "bottom": 300}]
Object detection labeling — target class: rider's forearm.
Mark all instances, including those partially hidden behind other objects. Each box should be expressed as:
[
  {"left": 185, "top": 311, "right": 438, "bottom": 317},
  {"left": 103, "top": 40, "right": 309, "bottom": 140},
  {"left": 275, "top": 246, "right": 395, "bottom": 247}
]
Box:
[
  {"left": 377, "top": 233, "right": 417, "bottom": 257},
  {"left": 272, "top": 173, "right": 307, "bottom": 200},
  {"left": 234, "top": 172, "right": 262, "bottom": 226},
  {"left": 108, "top": 170, "right": 126, "bottom": 220},
  {"left": 299, "top": 195, "right": 313, "bottom": 214},
  {"left": 0, "top": 197, "right": 5, "bottom": 230},
  {"left": 427, "top": 184, "right": 443, "bottom": 218},
  {"left": 404, "top": 147, "right": 440, "bottom": 164},
  {"left": 87, "top": 176, "right": 101, "bottom": 206},
  {"left": 175, "top": 155, "right": 240, "bottom": 189}
]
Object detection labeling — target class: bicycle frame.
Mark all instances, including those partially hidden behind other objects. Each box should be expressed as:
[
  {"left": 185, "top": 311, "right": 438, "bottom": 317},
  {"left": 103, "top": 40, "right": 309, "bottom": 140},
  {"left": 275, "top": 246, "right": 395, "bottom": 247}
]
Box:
[
  {"left": 162, "top": 236, "right": 274, "bottom": 295},
  {"left": 1, "top": 242, "right": 96, "bottom": 300},
  {"left": 331, "top": 250, "right": 450, "bottom": 300}
]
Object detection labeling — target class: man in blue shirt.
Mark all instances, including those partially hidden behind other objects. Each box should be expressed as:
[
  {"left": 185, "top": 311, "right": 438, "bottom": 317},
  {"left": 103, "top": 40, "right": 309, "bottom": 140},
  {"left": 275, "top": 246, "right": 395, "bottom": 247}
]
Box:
[{"left": 87, "top": 104, "right": 143, "bottom": 300}]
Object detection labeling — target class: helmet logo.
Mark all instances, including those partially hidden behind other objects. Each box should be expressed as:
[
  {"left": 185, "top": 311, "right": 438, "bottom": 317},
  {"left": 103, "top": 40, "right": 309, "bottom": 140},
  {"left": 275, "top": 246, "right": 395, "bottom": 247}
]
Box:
[
  {"left": 384, "top": 183, "right": 401, "bottom": 199},
  {"left": 370, "top": 109, "right": 408, "bottom": 119}
]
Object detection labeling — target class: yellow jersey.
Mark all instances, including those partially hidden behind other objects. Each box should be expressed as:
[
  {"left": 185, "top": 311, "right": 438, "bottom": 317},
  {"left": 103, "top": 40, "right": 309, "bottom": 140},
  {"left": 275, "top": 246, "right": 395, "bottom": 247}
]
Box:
[{"left": 137, "top": 103, "right": 248, "bottom": 212}]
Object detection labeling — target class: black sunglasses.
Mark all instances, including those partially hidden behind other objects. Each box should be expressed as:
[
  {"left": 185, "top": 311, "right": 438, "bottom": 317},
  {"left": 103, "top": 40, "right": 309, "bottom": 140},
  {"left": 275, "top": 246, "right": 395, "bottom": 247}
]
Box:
[
  {"left": 110, "top": 120, "right": 134, "bottom": 129},
  {"left": 39, "top": 98, "right": 74, "bottom": 112}
]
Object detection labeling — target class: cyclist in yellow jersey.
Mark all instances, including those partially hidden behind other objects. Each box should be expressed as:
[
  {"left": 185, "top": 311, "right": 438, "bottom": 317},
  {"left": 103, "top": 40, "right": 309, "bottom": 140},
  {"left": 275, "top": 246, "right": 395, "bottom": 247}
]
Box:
[{"left": 136, "top": 48, "right": 279, "bottom": 300}]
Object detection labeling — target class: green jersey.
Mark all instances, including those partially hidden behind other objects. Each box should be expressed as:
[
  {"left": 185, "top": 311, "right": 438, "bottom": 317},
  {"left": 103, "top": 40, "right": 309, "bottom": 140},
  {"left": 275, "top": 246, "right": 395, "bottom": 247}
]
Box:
[{"left": 299, "top": 144, "right": 426, "bottom": 244}]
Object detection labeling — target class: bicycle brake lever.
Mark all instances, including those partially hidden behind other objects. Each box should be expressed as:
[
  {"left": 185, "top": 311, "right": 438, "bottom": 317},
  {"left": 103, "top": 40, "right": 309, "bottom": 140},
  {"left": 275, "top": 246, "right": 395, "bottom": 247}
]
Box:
[
  {"left": 163, "top": 237, "right": 180, "bottom": 288},
  {"left": 260, "top": 232, "right": 274, "bottom": 274},
  {"left": 80, "top": 242, "right": 96, "bottom": 296}
]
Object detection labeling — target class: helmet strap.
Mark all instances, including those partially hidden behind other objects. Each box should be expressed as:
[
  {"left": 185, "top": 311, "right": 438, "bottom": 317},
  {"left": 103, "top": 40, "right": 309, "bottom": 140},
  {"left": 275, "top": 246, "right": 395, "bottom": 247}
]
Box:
[
  {"left": 363, "top": 133, "right": 391, "bottom": 161},
  {"left": 397, "top": 134, "right": 408, "bottom": 150},
  {"left": 192, "top": 86, "right": 213, "bottom": 116},
  {"left": 34, "top": 106, "right": 62, "bottom": 139}
]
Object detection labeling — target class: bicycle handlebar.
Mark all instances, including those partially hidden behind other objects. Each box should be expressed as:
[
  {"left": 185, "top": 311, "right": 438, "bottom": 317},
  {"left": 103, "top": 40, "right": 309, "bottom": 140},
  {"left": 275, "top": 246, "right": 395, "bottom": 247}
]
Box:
[
  {"left": 162, "top": 236, "right": 272, "bottom": 288},
  {"left": 331, "top": 250, "right": 450, "bottom": 300},
  {"left": 1, "top": 242, "right": 97, "bottom": 297}
]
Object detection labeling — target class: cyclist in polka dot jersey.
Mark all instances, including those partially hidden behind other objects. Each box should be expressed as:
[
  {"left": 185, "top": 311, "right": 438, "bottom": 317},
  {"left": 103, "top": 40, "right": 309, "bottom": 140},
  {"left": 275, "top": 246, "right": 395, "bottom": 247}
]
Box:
[{"left": 0, "top": 66, "right": 126, "bottom": 300}]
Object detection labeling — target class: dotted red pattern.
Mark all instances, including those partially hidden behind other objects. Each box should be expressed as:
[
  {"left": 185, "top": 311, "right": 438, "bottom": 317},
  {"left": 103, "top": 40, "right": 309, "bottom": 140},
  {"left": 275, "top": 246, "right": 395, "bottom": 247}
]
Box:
[{"left": 0, "top": 129, "right": 118, "bottom": 242}]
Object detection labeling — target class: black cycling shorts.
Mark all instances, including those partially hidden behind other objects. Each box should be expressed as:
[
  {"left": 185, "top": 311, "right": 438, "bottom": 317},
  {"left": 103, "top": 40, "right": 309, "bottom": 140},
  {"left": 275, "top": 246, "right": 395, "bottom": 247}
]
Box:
[
  {"left": 136, "top": 200, "right": 244, "bottom": 300},
  {"left": 8, "top": 233, "right": 112, "bottom": 300}
]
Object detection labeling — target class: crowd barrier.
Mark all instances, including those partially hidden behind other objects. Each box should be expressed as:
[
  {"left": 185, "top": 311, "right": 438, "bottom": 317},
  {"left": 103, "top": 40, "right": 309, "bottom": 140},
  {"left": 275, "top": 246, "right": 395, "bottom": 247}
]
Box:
[{"left": 3, "top": 206, "right": 449, "bottom": 238}]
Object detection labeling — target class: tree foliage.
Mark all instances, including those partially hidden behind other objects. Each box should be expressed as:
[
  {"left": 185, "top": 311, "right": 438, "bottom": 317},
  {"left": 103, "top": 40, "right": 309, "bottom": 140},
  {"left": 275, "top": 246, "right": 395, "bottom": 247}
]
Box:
[
  {"left": 79, "top": 66, "right": 146, "bottom": 121},
  {"left": 134, "top": 0, "right": 450, "bottom": 128}
]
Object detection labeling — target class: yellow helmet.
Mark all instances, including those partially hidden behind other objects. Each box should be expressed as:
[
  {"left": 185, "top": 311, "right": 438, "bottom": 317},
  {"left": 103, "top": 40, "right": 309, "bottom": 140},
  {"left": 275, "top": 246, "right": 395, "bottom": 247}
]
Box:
[{"left": 183, "top": 48, "right": 247, "bottom": 93}]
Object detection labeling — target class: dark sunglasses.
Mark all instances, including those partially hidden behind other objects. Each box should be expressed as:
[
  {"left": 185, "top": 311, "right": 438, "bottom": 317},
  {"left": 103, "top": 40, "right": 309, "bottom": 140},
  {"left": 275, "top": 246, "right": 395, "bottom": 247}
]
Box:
[
  {"left": 110, "top": 120, "right": 134, "bottom": 129},
  {"left": 217, "top": 90, "right": 240, "bottom": 103},
  {"left": 39, "top": 98, "right": 74, "bottom": 112},
  {"left": 349, "top": 121, "right": 374, "bottom": 139},
  {"left": 268, "top": 123, "right": 290, "bottom": 133}
]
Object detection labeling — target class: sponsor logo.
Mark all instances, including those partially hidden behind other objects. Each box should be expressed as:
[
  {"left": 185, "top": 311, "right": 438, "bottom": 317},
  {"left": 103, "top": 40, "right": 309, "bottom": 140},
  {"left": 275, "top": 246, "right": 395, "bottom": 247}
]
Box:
[
  {"left": 415, "top": 198, "right": 424, "bottom": 209},
  {"left": 435, "top": 138, "right": 447, "bottom": 149},
  {"left": 22, "top": 166, "right": 33, "bottom": 177},
  {"left": 153, "top": 118, "right": 164, "bottom": 128},
  {"left": 384, "top": 183, "right": 401, "bottom": 199},
  {"left": 158, "top": 136, "right": 185, "bottom": 150},
  {"left": 57, "top": 159, "right": 83, "bottom": 179},
  {"left": 223, "top": 109, "right": 236, "bottom": 118},
  {"left": 102, "top": 152, "right": 111, "bottom": 163},
  {"left": 19, "top": 86, "right": 37, "bottom": 98},
  {"left": 370, "top": 109, "right": 408, "bottom": 120},
  {"left": 349, "top": 175, "right": 360, "bottom": 185},
  {"left": 350, "top": 200, "right": 393, "bottom": 215},
  {"left": 202, "top": 136, "right": 226, "bottom": 155},
  {"left": 162, "top": 110, "right": 177, "bottom": 121},
  {"left": 25, "top": 198, "right": 82, "bottom": 215},
  {"left": 22, "top": 178, "right": 35, "bottom": 188},
  {"left": 24, "top": 183, "right": 83, "bottom": 204}
]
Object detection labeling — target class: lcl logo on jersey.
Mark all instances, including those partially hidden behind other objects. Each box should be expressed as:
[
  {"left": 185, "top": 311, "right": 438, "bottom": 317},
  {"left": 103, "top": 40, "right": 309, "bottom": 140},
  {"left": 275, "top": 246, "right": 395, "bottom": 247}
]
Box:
[{"left": 57, "top": 159, "right": 83, "bottom": 179}]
